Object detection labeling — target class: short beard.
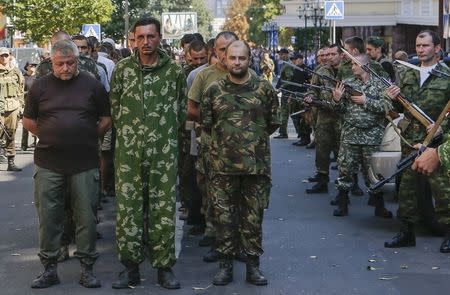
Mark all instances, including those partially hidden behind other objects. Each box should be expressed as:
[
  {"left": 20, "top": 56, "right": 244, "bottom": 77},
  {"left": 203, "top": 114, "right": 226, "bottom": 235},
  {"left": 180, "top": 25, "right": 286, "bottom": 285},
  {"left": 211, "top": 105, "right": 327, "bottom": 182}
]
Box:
[{"left": 229, "top": 68, "right": 248, "bottom": 79}]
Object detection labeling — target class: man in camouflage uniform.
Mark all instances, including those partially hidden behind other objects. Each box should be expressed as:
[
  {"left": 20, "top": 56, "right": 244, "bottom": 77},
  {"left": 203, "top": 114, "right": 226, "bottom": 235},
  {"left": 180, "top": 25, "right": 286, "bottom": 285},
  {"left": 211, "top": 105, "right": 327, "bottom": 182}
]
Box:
[
  {"left": 366, "top": 36, "right": 396, "bottom": 82},
  {"left": 187, "top": 31, "right": 238, "bottom": 262},
  {"left": 331, "top": 54, "right": 393, "bottom": 218},
  {"left": 0, "top": 47, "right": 24, "bottom": 171},
  {"left": 274, "top": 48, "right": 291, "bottom": 139},
  {"left": 305, "top": 44, "right": 342, "bottom": 194},
  {"left": 36, "top": 31, "right": 100, "bottom": 80},
  {"left": 384, "top": 30, "right": 450, "bottom": 253},
  {"left": 201, "top": 40, "right": 279, "bottom": 286},
  {"left": 109, "top": 17, "right": 185, "bottom": 289}
]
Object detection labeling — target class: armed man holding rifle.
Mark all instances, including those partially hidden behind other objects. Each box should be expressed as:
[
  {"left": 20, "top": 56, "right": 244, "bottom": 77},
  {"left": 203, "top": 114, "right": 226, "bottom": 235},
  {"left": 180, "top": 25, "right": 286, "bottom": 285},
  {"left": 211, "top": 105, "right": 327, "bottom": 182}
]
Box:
[{"left": 384, "top": 30, "right": 450, "bottom": 252}]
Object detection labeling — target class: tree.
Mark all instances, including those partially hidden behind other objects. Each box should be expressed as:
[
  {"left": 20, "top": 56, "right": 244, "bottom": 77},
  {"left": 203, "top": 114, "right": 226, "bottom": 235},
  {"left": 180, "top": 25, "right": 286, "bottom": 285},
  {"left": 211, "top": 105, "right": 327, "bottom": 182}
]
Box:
[
  {"left": 246, "top": 0, "right": 282, "bottom": 45},
  {"left": 191, "top": 0, "right": 214, "bottom": 40},
  {"left": 223, "top": 0, "right": 251, "bottom": 41},
  {"left": 2, "top": 0, "right": 114, "bottom": 43}
]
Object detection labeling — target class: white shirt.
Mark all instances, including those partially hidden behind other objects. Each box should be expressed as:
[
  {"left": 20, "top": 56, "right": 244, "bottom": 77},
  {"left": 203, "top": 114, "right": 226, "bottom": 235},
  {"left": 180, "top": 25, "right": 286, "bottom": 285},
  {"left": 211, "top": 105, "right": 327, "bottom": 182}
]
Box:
[
  {"left": 420, "top": 64, "right": 437, "bottom": 87},
  {"left": 97, "top": 53, "right": 115, "bottom": 82}
]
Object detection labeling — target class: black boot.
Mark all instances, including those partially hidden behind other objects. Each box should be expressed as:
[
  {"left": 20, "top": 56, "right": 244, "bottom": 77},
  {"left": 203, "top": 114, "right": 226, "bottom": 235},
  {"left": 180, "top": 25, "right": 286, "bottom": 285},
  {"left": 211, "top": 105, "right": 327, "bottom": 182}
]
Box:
[
  {"left": 333, "top": 190, "right": 349, "bottom": 216},
  {"left": 79, "top": 263, "right": 101, "bottom": 288},
  {"left": 157, "top": 268, "right": 180, "bottom": 289},
  {"left": 235, "top": 250, "right": 247, "bottom": 262},
  {"left": 7, "top": 156, "right": 22, "bottom": 171},
  {"left": 440, "top": 230, "right": 450, "bottom": 253},
  {"left": 306, "top": 174, "right": 329, "bottom": 194},
  {"left": 111, "top": 263, "right": 140, "bottom": 289},
  {"left": 384, "top": 222, "right": 415, "bottom": 248},
  {"left": 307, "top": 173, "right": 329, "bottom": 183},
  {"left": 31, "top": 263, "right": 60, "bottom": 289},
  {"left": 213, "top": 258, "right": 233, "bottom": 286},
  {"left": 351, "top": 174, "right": 364, "bottom": 196},
  {"left": 246, "top": 255, "right": 268, "bottom": 286},
  {"left": 372, "top": 192, "right": 393, "bottom": 219},
  {"left": 330, "top": 190, "right": 350, "bottom": 206}
]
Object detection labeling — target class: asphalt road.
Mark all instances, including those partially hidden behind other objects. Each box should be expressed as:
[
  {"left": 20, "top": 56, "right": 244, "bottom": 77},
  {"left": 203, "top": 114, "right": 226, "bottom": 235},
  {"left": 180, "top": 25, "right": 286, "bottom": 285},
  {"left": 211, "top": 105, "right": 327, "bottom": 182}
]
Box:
[{"left": 1, "top": 127, "right": 450, "bottom": 295}]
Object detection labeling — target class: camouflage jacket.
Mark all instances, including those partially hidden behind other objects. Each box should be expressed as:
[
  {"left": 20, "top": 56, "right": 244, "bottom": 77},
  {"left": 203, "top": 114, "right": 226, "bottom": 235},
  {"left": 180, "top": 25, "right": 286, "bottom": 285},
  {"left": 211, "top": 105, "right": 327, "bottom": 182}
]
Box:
[
  {"left": 36, "top": 55, "right": 101, "bottom": 80},
  {"left": 109, "top": 48, "right": 187, "bottom": 156},
  {"left": 334, "top": 75, "right": 391, "bottom": 145},
  {"left": 0, "top": 64, "right": 24, "bottom": 113},
  {"left": 439, "top": 139, "right": 450, "bottom": 172},
  {"left": 395, "top": 61, "right": 450, "bottom": 146},
  {"left": 337, "top": 59, "right": 389, "bottom": 81},
  {"left": 201, "top": 74, "right": 280, "bottom": 175},
  {"left": 307, "top": 65, "right": 340, "bottom": 125}
]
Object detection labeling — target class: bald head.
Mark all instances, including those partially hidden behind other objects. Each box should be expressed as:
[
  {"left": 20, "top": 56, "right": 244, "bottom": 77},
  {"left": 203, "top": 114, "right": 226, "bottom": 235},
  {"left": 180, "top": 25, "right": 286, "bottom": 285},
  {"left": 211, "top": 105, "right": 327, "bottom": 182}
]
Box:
[
  {"left": 226, "top": 40, "right": 251, "bottom": 58},
  {"left": 51, "top": 31, "right": 71, "bottom": 46}
]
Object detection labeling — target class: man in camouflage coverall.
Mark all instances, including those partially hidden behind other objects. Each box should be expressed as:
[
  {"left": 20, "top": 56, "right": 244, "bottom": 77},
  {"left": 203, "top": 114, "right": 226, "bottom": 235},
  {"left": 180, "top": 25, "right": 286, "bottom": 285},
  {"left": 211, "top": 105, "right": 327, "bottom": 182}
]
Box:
[
  {"left": 305, "top": 44, "right": 342, "bottom": 194},
  {"left": 109, "top": 17, "right": 185, "bottom": 289},
  {"left": 0, "top": 47, "right": 24, "bottom": 171},
  {"left": 331, "top": 54, "right": 393, "bottom": 218},
  {"left": 384, "top": 30, "right": 450, "bottom": 253},
  {"left": 201, "top": 41, "right": 280, "bottom": 286}
]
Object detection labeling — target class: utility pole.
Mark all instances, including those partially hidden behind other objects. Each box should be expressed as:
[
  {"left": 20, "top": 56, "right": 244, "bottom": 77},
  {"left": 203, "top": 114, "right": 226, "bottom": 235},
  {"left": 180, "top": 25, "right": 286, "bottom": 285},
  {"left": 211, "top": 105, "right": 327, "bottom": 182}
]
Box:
[{"left": 124, "top": 0, "right": 130, "bottom": 47}]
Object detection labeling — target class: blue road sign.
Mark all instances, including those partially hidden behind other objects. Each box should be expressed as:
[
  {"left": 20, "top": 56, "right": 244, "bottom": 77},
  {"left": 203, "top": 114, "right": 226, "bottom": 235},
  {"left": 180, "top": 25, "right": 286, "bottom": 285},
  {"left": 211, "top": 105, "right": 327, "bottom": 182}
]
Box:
[
  {"left": 81, "top": 24, "right": 101, "bottom": 41},
  {"left": 324, "top": 1, "right": 344, "bottom": 20}
]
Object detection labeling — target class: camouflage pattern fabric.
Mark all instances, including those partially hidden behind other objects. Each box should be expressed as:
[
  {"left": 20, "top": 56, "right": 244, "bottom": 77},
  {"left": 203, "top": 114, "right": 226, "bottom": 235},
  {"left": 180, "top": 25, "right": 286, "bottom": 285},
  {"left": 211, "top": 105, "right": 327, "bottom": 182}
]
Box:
[
  {"left": 210, "top": 174, "right": 269, "bottom": 257},
  {"left": 308, "top": 65, "right": 340, "bottom": 175},
  {"left": 395, "top": 62, "right": 450, "bottom": 226},
  {"left": 201, "top": 74, "right": 280, "bottom": 176},
  {"left": 36, "top": 56, "right": 101, "bottom": 80},
  {"left": 439, "top": 140, "right": 450, "bottom": 173},
  {"left": 337, "top": 59, "right": 388, "bottom": 81},
  {"left": 277, "top": 65, "right": 294, "bottom": 136},
  {"left": 109, "top": 49, "right": 187, "bottom": 267}
]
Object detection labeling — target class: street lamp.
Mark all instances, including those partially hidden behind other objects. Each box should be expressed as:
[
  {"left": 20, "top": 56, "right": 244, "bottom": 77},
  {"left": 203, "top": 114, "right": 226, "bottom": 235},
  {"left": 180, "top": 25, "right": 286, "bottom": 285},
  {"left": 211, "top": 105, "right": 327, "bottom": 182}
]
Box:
[
  {"left": 297, "top": 0, "right": 326, "bottom": 55},
  {"left": 261, "top": 21, "right": 279, "bottom": 55}
]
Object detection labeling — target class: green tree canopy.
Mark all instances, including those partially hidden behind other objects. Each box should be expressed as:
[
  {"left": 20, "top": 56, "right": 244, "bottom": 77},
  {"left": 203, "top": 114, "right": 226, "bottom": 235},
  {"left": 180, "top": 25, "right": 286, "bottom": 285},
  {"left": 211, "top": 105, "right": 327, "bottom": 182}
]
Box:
[
  {"left": 246, "top": 0, "right": 282, "bottom": 45},
  {"left": 2, "top": 0, "right": 114, "bottom": 44}
]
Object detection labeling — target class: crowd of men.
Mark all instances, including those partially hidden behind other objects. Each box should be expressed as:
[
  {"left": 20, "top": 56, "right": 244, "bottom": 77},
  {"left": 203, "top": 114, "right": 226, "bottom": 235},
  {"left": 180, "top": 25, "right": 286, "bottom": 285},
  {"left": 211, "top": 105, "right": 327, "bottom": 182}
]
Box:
[{"left": 1, "top": 14, "right": 450, "bottom": 290}]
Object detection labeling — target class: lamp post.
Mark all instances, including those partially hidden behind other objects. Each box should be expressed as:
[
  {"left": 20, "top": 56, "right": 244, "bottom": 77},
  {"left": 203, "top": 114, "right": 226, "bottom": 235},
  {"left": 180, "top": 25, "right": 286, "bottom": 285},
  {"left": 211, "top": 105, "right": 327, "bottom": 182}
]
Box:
[
  {"left": 297, "top": 0, "right": 325, "bottom": 55},
  {"left": 261, "top": 21, "right": 279, "bottom": 55}
]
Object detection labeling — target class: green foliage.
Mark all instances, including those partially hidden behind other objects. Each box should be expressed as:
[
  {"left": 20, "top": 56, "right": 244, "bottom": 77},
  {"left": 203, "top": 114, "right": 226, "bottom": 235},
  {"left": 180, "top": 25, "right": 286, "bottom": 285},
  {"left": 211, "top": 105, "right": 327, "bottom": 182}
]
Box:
[
  {"left": 2, "top": 0, "right": 114, "bottom": 43},
  {"left": 246, "top": 0, "right": 282, "bottom": 45},
  {"left": 191, "top": 0, "right": 214, "bottom": 40},
  {"left": 294, "top": 27, "right": 330, "bottom": 53},
  {"left": 102, "top": 0, "right": 147, "bottom": 41}
]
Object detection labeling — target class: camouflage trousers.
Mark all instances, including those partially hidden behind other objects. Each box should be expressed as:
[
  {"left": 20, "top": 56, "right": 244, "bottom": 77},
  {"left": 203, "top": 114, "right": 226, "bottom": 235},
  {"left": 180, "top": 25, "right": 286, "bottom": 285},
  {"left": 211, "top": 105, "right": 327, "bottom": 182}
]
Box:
[
  {"left": 398, "top": 149, "right": 450, "bottom": 225},
  {"left": 197, "top": 171, "right": 215, "bottom": 237},
  {"left": 315, "top": 121, "right": 340, "bottom": 175},
  {"left": 209, "top": 174, "right": 270, "bottom": 257},
  {"left": 0, "top": 108, "right": 20, "bottom": 156},
  {"left": 336, "top": 142, "right": 378, "bottom": 191},
  {"left": 278, "top": 98, "right": 290, "bottom": 136},
  {"left": 115, "top": 160, "right": 176, "bottom": 268}
]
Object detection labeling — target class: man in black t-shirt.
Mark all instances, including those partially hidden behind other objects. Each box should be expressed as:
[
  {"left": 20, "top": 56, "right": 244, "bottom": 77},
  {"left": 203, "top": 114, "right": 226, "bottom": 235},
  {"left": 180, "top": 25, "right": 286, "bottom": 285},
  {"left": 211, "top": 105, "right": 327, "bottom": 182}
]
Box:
[{"left": 23, "top": 40, "right": 111, "bottom": 289}]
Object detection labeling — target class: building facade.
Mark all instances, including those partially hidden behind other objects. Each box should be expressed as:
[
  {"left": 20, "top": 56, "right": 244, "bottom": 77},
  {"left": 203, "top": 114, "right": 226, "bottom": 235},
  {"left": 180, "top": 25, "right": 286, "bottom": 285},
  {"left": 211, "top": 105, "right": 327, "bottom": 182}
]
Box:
[{"left": 275, "top": 0, "right": 440, "bottom": 55}]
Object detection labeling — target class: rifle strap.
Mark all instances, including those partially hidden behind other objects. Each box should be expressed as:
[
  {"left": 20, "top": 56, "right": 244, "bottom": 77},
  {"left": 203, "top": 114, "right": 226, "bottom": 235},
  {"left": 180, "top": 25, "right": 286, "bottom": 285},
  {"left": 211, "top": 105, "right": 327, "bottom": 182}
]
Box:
[{"left": 383, "top": 103, "right": 415, "bottom": 149}]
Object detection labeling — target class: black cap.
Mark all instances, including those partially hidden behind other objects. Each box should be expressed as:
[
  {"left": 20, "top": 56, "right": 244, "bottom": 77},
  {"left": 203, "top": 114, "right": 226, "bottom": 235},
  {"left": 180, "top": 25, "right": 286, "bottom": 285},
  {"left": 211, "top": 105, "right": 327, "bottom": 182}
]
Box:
[
  {"left": 279, "top": 48, "right": 289, "bottom": 54},
  {"left": 290, "top": 52, "right": 303, "bottom": 60}
]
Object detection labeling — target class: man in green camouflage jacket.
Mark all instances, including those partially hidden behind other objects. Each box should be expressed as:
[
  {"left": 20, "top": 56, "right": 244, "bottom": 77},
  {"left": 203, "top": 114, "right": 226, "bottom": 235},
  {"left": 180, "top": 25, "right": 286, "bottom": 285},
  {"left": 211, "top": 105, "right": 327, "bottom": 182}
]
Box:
[
  {"left": 201, "top": 41, "right": 279, "bottom": 286},
  {"left": 0, "top": 47, "right": 24, "bottom": 171},
  {"left": 304, "top": 44, "right": 342, "bottom": 194},
  {"left": 109, "top": 17, "right": 186, "bottom": 290},
  {"left": 384, "top": 30, "right": 450, "bottom": 253},
  {"left": 331, "top": 54, "right": 393, "bottom": 218}
]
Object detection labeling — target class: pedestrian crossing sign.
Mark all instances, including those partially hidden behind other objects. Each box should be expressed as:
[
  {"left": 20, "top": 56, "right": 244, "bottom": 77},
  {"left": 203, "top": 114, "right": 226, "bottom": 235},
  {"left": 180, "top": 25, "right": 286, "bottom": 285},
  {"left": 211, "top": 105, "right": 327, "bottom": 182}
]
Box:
[
  {"left": 81, "top": 24, "right": 101, "bottom": 41},
  {"left": 325, "top": 1, "right": 344, "bottom": 20}
]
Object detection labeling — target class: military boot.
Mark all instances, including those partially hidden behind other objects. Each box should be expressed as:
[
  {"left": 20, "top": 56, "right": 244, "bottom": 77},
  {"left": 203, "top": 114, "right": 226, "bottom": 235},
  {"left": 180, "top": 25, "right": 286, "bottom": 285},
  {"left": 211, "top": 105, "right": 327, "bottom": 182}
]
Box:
[
  {"left": 7, "top": 156, "right": 22, "bottom": 171},
  {"left": 111, "top": 263, "right": 140, "bottom": 289},
  {"left": 79, "top": 263, "right": 101, "bottom": 288},
  {"left": 31, "top": 263, "right": 60, "bottom": 289},
  {"left": 307, "top": 173, "right": 329, "bottom": 183},
  {"left": 203, "top": 248, "right": 220, "bottom": 262},
  {"left": 330, "top": 190, "right": 350, "bottom": 206},
  {"left": 57, "top": 245, "right": 69, "bottom": 262},
  {"left": 246, "top": 255, "right": 268, "bottom": 286},
  {"left": 384, "top": 222, "right": 415, "bottom": 248},
  {"left": 306, "top": 173, "right": 329, "bottom": 194},
  {"left": 333, "top": 190, "right": 349, "bottom": 216},
  {"left": 157, "top": 268, "right": 180, "bottom": 289},
  {"left": 212, "top": 258, "right": 233, "bottom": 286},
  {"left": 440, "top": 229, "right": 450, "bottom": 253},
  {"left": 372, "top": 192, "right": 393, "bottom": 219}
]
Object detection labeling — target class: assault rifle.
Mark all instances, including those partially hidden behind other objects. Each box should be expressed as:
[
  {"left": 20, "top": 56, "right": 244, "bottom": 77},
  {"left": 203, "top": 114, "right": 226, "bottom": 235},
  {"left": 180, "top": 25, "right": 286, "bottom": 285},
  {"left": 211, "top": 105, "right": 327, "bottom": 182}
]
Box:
[
  {"left": 341, "top": 47, "right": 434, "bottom": 128},
  {"left": 0, "top": 121, "right": 11, "bottom": 141},
  {"left": 368, "top": 98, "right": 450, "bottom": 193},
  {"left": 280, "top": 61, "right": 363, "bottom": 96},
  {"left": 393, "top": 59, "right": 450, "bottom": 79},
  {"left": 279, "top": 82, "right": 334, "bottom": 111}
]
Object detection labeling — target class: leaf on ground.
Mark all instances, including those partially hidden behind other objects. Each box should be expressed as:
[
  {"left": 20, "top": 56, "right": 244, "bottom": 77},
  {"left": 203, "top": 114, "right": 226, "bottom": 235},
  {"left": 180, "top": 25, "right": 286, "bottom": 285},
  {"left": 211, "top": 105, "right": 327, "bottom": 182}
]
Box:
[
  {"left": 193, "top": 284, "right": 212, "bottom": 291},
  {"left": 310, "top": 256, "right": 318, "bottom": 259},
  {"left": 367, "top": 266, "right": 383, "bottom": 271},
  {"left": 379, "top": 276, "right": 399, "bottom": 280},
  {"left": 432, "top": 266, "right": 440, "bottom": 270},
  {"left": 368, "top": 259, "right": 376, "bottom": 263},
  {"left": 400, "top": 264, "right": 408, "bottom": 269},
  {"left": 277, "top": 217, "right": 284, "bottom": 221},
  {"left": 11, "top": 253, "right": 21, "bottom": 256},
  {"left": 287, "top": 194, "right": 294, "bottom": 197},
  {"left": 301, "top": 179, "right": 309, "bottom": 183}
]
